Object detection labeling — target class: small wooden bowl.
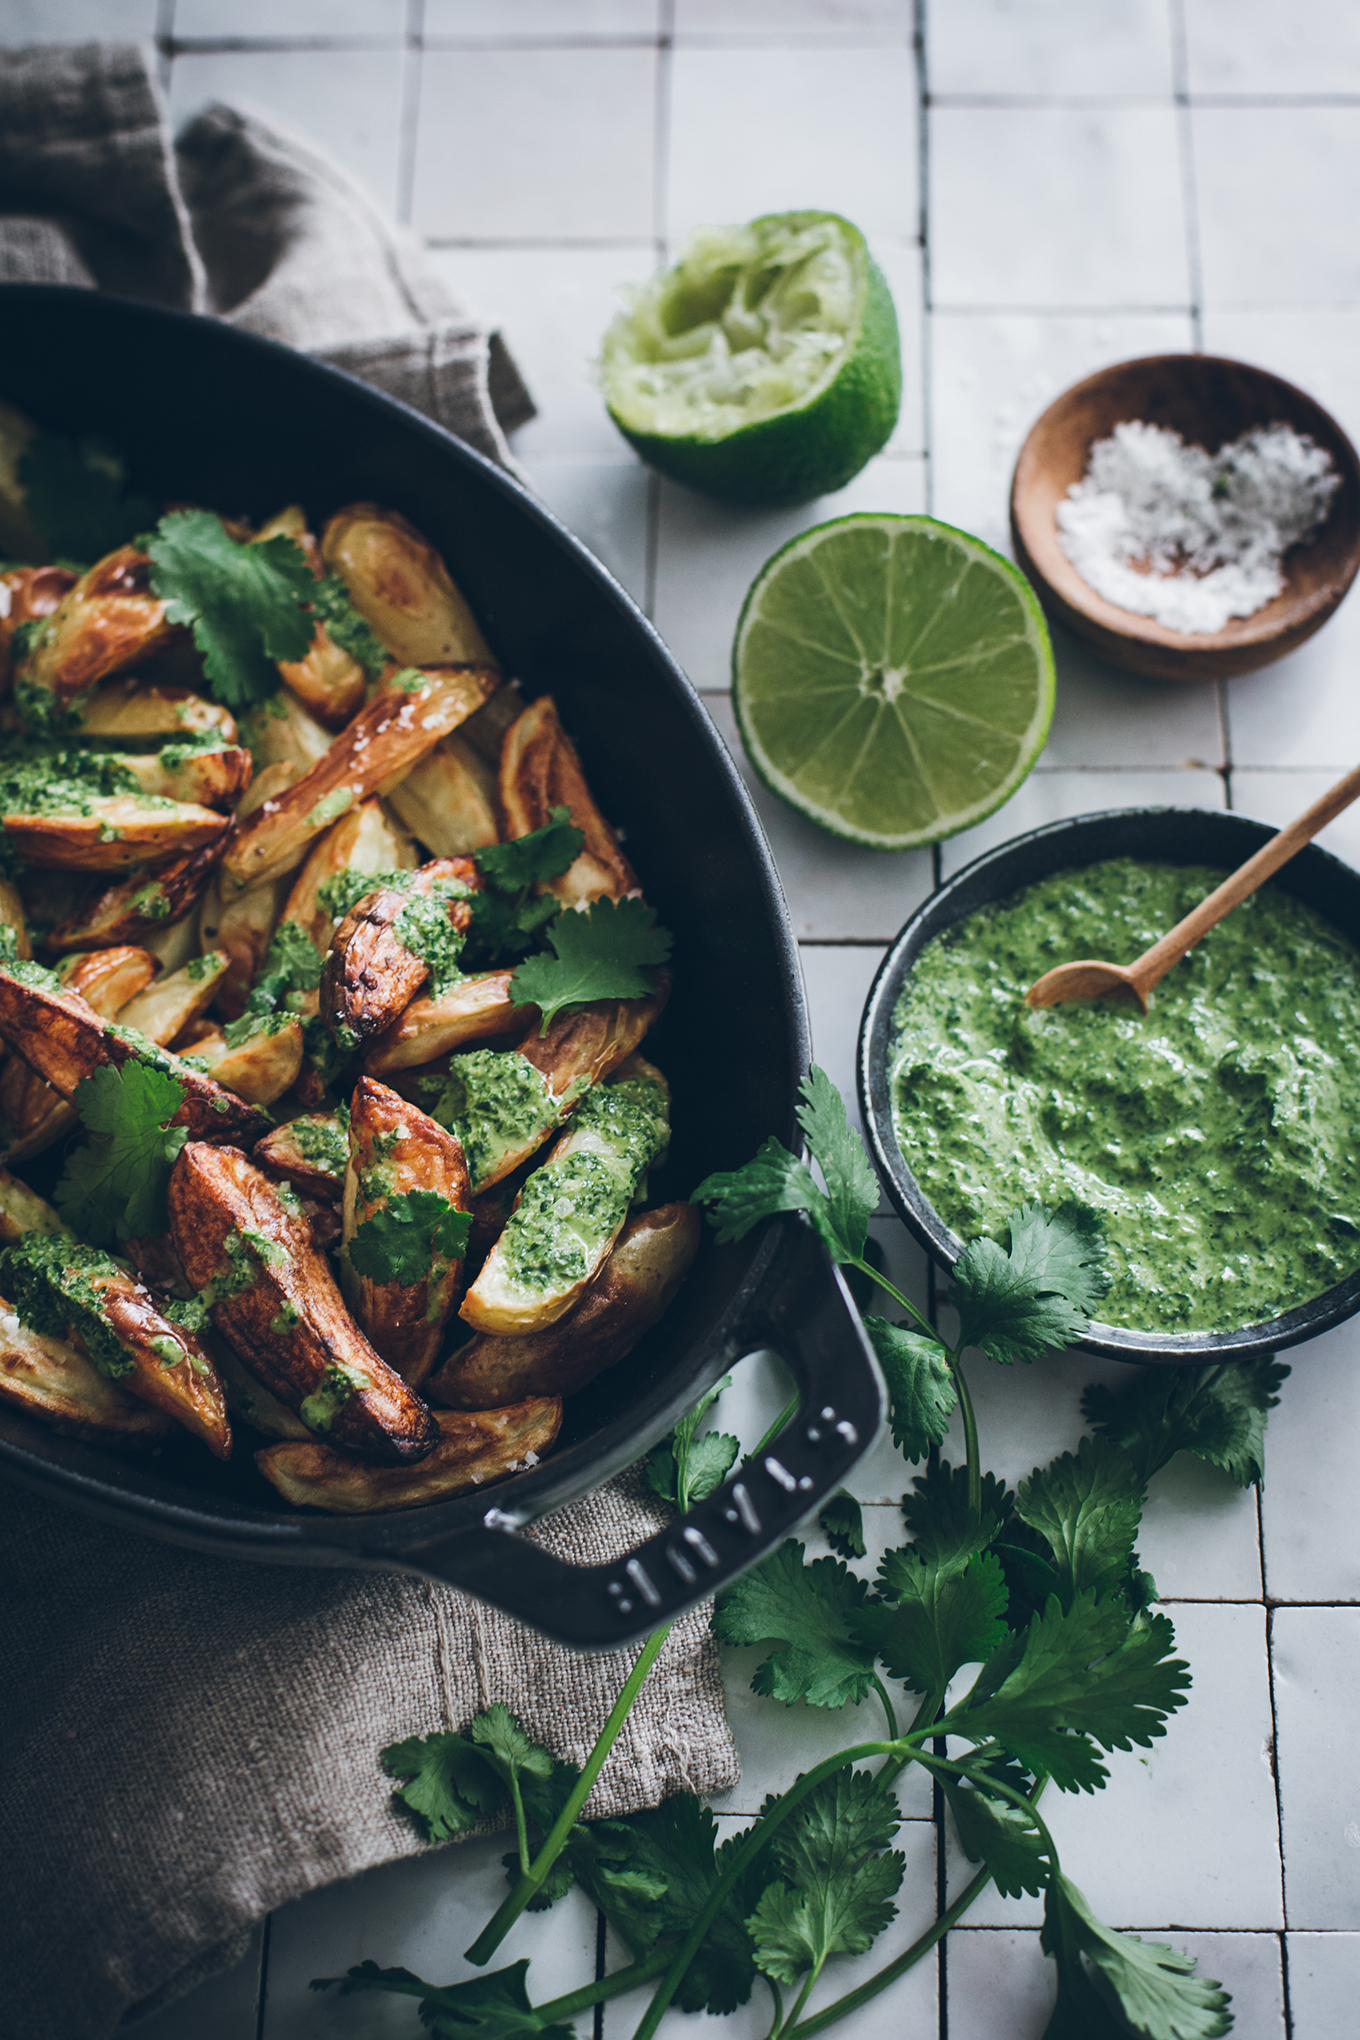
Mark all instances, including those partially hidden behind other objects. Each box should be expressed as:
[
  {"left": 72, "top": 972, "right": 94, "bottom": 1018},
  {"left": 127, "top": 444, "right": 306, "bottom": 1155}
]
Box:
[{"left": 1010, "top": 354, "right": 1360, "bottom": 681}]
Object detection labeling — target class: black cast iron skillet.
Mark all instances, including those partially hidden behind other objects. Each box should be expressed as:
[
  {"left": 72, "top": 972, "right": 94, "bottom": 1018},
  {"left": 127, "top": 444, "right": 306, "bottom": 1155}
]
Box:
[
  {"left": 859, "top": 806, "right": 1360, "bottom": 1366},
  {"left": 0, "top": 286, "right": 883, "bottom": 1648}
]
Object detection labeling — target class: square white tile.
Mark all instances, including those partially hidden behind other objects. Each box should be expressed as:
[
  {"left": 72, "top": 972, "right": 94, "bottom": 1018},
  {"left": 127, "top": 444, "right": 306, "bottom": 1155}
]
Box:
[
  {"left": 520, "top": 458, "right": 651, "bottom": 606},
  {"left": 927, "top": 0, "right": 1175, "bottom": 97},
  {"left": 425, "top": 0, "right": 661, "bottom": 34},
  {"left": 261, "top": 1834, "right": 600, "bottom": 2037},
  {"left": 167, "top": 48, "right": 406, "bottom": 214},
  {"left": 701, "top": 694, "right": 934, "bottom": 941},
  {"left": 1193, "top": 107, "right": 1360, "bottom": 308},
  {"left": 1183, "top": 0, "right": 1360, "bottom": 97},
  {"left": 430, "top": 243, "right": 657, "bottom": 460},
  {"left": 1043, "top": 621, "right": 1226, "bottom": 771},
  {"left": 666, "top": 44, "right": 919, "bottom": 250},
  {"left": 1260, "top": 1318, "right": 1360, "bottom": 1604},
  {"left": 1287, "top": 1931, "right": 1360, "bottom": 2036},
  {"left": 126, "top": 1926, "right": 264, "bottom": 2040},
  {"left": 929, "top": 108, "right": 1192, "bottom": 312},
  {"left": 674, "top": 0, "right": 911, "bottom": 39},
  {"left": 1232, "top": 769, "right": 1360, "bottom": 870},
  {"left": 929, "top": 310, "right": 1197, "bottom": 556},
  {"left": 174, "top": 0, "right": 405, "bottom": 33},
  {"left": 1222, "top": 585, "right": 1360, "bottom": 773},
  {"left": 938, "top": 764, "right": 1227, "bottom": 878},
  {"left": 947, "top": 1603, "right": 1282, "bottom": 1930},
  {"left": 653, "top": 453, "right": 927, "bottom": 690},
  {"left": 412, "top": 45, "right": 657, "bottom": 240},
  {"left": 1271, "top": 1608, "right": 1360, "bottom": 1930}
]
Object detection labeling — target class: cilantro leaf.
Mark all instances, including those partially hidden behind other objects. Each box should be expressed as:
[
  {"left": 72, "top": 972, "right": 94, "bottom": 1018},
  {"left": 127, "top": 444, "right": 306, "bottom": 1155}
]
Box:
[
  {"left": 313, "top": 1958, "right": 577, "bottom": 2040},
  {"left": 901, "top": 1460, "right": 1013, "bottom": 1567},
  {"left": 951, "top": 1202, "right": 1106, "bottom": 1364},
  {"left": 1013, "top": 1435, "right": 1145, "bottom": 1610},
  {"left": 1082, "top": 1358, "right": 1290, "bottom": 1489},
  {"left": 309, "top": 571, "right": 388, "bottom": 680},
  {"left": 692, "top": 1137, "right": 827, "bottom": 1247},
  {"left": 55, "top": 1061, "right": 188, "bottom": 1244},
  {"left": 864, "top": 1316, "right": 957, "bottom": 1463},
  {"left": 1041, "top": 1873, "right": 1232, "bottom": 2039},
  {"left": 646, "top": 1374, "right": 739, "bottom": 1515},
  {"left": 381, "top": 1728, "right": 504, "bottom": 1842},
  {"left": 475, "top": 808, "right": 584, "bottom": 896},
  {"left": 711, "top": 1542, "right": 879, "bottom": 1709},
  {"left": 17, "top": 432, "right": 154, "bottom": 562},
  {"left": 748, "top": 1768, "right": 904, "bottom": 1985},
  {"left": 854, "top": 1546, "right": 1009, "bottom": 1696},
  {"left": 794, "top": 1063, "right": 879, "bottom": 1262},
  {"left": 818, "top": 1490, "right": 866, "bottom": 1560},
  {"left": 944, "top": 1780, "right": 1052, "bottom": 1899},
  {"left": 146, "top": 510, "right": 314, "bottom": 708},
  {"left": 509, "top": 895, "right": 671, "bottom": 1030},
  {"left": 224, "top": 918, "right": 322, "bottom": 1047},
  {"left": 348, "top": 1191, "right": 473, "bottom": 1286}
]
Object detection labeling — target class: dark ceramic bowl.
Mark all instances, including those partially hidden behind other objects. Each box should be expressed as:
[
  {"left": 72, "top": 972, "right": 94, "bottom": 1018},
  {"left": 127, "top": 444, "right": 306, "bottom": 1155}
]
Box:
[{"left": 858, "top": 806, "right": 1360, "bottom": 1365}]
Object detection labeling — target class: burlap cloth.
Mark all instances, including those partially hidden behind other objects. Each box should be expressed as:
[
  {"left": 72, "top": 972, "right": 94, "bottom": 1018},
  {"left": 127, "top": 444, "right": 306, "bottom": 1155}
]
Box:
[{"left": 0, "top": 43, "right": 738, "bottom": 2040}]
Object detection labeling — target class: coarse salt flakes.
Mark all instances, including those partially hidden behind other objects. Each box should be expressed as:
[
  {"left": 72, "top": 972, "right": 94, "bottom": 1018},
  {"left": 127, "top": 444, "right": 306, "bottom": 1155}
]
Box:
[{"left": 1056, "top": 418, "right": 1341, "bottom": 635}]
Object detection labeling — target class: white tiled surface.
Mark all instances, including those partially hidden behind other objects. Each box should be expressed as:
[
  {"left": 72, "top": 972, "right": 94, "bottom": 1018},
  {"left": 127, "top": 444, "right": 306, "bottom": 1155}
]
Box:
[{"left": 81, "top": 2, "right": 1360, "bottom": 2033}]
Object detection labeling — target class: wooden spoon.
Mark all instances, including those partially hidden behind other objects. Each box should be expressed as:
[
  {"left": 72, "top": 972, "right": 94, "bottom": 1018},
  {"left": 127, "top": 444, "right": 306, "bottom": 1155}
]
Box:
[{"left": 1026, "top": 760, "right": 1360, "bottom": 1011}]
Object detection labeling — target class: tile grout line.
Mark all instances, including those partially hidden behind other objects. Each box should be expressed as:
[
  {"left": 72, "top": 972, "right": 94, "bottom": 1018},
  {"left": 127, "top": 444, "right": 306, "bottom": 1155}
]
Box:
[
  {"left": 396, "top": 0, "right": 424, "bottom": 228},
  {"left": 1169, "top": 0, "right": 1205, "bottom": 354}
]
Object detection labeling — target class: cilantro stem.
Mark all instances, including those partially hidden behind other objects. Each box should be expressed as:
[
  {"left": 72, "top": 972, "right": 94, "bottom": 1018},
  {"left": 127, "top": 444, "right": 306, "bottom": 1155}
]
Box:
[
  {"left": 508, "top": 1768, "right": 530, "bottom": 1886},
  {"left": 464, "top": 1619, "right": 672, "bottom": 1965},
  {"left": 536, "top": 1946, "right": 674, "bottom": 2021},
  {"left": 844, "top": 1256, "right": 982, "bottom": 1517},
  {"left": 747, "top": 1390, "right": 801, "bottom": 1464},
  {"left": 870, "top": 1674, "right": 900, "bottom": 1743},
  {"left": 762, "top": 1977, "right": 786, "bottom": 2040},
  {"left": 846, "top": 1257, "right": 935, "bottom": 1340}
]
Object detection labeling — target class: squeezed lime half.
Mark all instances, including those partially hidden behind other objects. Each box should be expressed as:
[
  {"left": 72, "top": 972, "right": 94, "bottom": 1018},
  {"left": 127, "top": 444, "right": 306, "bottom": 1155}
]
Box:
[
  {"left": 733, "top": 514, "right": 1055, "bottom": 850},
  {"left": 600, "top": 212, "right": 901, "bottom": 508}
]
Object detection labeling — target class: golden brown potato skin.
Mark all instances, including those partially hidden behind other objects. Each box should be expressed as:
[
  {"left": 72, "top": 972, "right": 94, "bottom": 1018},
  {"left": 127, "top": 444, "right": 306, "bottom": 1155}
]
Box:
[
  {"left": 46, "top": 832, "right": 229, "bottom": 953},
  {"left": 364, "top": 970, "right": 527, "bottom": 1074},
  {"left": 14, "top": 546, "right": 180, "bottom": 710},
  {"left": 168, "top": 1142, "right": 438, "bottom": 1466},
  {"left": 430, "top": 1202, "right": 700, "bottom": 1411},
  {"left": 73, "top": 678, "right": 240, "bottom": 745},
  {"left": 0, "top": 565, "right": 78, "bottom": 690},
  {"left": 500, "top": 696, "right": 638, "bottom": 908},
  {"left": 0, "top": 1297, "right": 175, "bottom": 1447},
  {"left": 255, "top": 1399, "right": 561, "bottom": 1513},
  {"left": 85, "top": 1265, "right": 232, "bottom": 1458},
  {"left": 3, "top": 796, "right": 230, "bottom": 872},
  {"left": 321, "top": 856, "right": 477, "bottom": 1051},
  {"left": 320, "top": 504, "right": 496, "bottom": 669},
  {"left": 255, "top": 1113, "right": 347, "bottom": 1201},
  {"left": 0, "top": 945, "right": 159, "bottom": 1162},
  {"left": 281, "top": 796, "right": 417, "bottom": 954},
  {"left": 344, "top": 1077, "right": 470, "bottom": 1388}
]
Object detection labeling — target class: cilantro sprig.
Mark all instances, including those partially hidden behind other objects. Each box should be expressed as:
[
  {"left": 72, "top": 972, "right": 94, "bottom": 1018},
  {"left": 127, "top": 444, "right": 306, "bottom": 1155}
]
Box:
[
  {"left": 223, "top": 919, "right": 322, "bottom": 1048},
  {"left": 510, "top": 895, "right": 672, "bottom": 1032},
  {"left": 469, "top": 806, "right": 584, "bottom": 962},
  {"left": 146, "top": 510, "right": 315, "bottom": 708},
  {"left": 348, "top": 1190, "right": 472, "bottom": 1286},
  {"left": 55, "top": 1061, "right": 187, "bottom": 1244}
]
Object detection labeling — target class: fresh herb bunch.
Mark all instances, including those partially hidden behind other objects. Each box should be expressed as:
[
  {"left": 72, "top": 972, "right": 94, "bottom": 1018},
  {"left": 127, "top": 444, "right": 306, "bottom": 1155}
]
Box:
[{"left": 318, "top": 1072, "right": 1283, "bottom": 2038}]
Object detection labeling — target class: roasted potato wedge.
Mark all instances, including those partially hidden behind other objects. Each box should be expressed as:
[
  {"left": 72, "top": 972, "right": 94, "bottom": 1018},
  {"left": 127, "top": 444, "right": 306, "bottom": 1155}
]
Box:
[
  {"left": 168, "top": 1142, "right": 437, "bottom": 1465},
  {"left": 343, "top": 1078, "right": 470, "bottom": 1387},
  {"left": 0, "top": 1167, "right": 64, "bottom": 1243},
  {"left": 189, "top": 1018, "right": 305, "bottom": 1107},
  {"left": 223, "top": 665, "right": 501, "bottom": 894},
  {"left": 460, "top": 680, "right": 526, "bottom": 768},
  {"left": 431, "top": 1201, "right": 700, "bottom": 1409},
  {"left": 281, "top": 794, "right": 418, "bottom": 955},
  {"left": 386, "top": 733, "right": 499, "bottom": 855},
  {"left": 320, "top": 504, "right": 496, "bottom": 668},
  {"left": 321, "top": 855, "right": 477, "bottom": 1051},
  {"left": 500, "top": 696, "right": 638, "bottom": 907},
  {"left": 213, "top": 1338, "right": 311, "bottom": 1441},
  {"left": 73, "top": 677, "right": 240, "bottom": 745},
  {"left": 0, "top": 963, "right": 269, "bottom": 1144},
  {"left": 196, "top": 760, "right": 299, "bottom": 1015},
  {"left": 114, "top": 744, "right": 253, "bottom": 810},
  {"left": 1, "top": 564, "right": 79, "bottom": 689},
  {"left": 46, "top": 831, "right": 228, "bottom": 954},
  {"left": 460, "top": 1061, "right": 671, "bottom": 1336},
  {"left": 365, "top": 970, "right": 526, "bottom": 1074},
  {"left": 13, "top": 546, "right": 181, "bottom": 717},
  {"left": 4, "top": 795, "right": 229, "bottom": 872},
  {"left": 0, "top": 1235, "right": 230, "bottom": 1456},
  {"left": 278, "top": 625, "right": 367, "bottom": 730},
  {"left": 255, "top": 1399, "right": 561, "bottom": 1513},
  {"left": 1, "top": 945, "right": 160, "bottom": 1162},
  {"left": 238, "top": 689, "right": 335, "bottom": 773},
  {"left": 114, "top": 949, "right": 230, "bottom": 1047},
  {"left": 255, "top": 1111, "right": 348, "bottom": 1200},
  {"left": 0, "top": 873, "right": 31, "bottom": 960},
  {"left": 123, "top": 1230, "right": 194, "bottom": 1300},
  {"left": 0, "top": 1297, "right": 175, "bottom": 1446}
]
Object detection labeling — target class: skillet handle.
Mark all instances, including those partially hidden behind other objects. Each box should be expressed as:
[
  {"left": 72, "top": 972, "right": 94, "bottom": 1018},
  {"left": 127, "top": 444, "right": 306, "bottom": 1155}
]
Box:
[{"left": 399, "top": 1235, "right": 884, "bottom": 1650}]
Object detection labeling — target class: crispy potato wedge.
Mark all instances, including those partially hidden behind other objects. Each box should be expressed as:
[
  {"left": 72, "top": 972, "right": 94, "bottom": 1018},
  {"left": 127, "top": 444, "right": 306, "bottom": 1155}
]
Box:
[
  {"left": 364, "top": 970, "right": 526, "bottom": 1074},
  {"left": 0, "top": 1167, "right": 64, "bottom": 1243},
  {"left": 4, "top": 795, "right": 229, "bottom": 872},
  {"left": 320, "top": 504, "right": 497, "bottom": 669},
  {"left": 168, "top": 1142, "right": 437, "bottom": 1464},
  {"left": 115, "top": 744, "right": 253, "bottom": 810},
  {"left": 45, "top": 831, "right": 227, "bottom": 954},
  {"left": 144, "top": 909, "right": 206, "bottom": 975},
  {"left": 0, "top": 873, "right": 30, "bottom": 960},
  {"left": 255, "top": 1399, "right": 560, "bottom": 1513},
  {"left": 213, "top": 1338, "right": 311, "bottom": 1441},
  {"left": 343, "top": 1077, "right": 470, "bottom": 1388},
  {"left": 278, "top": 624, "right": 367, "bottom": 730},
  {"left": 1, "top": 565, "right": 79, "bottom": 689},
  {"left": 123, "top": 1230, "right": 194, "bottom": 1299},
  {"left": 223, "top": 665, "right": 501, "bottom": 895},
  {"left": 73, "top": 677, "right": 239, "bottom": 745},
  {"left": 0, "top": 964, "right": 270, "bottom": 1143},
  {"left": 1, "top": 945, "right": 160, "bottom": 1162},
  {"left": 386, "top": 733, "right": 499, "bottom": 855},
  {"left": 189, "top": 1019, "right": 305, "bottom": 1106},
  {"left": 281, "top": 796, "right": 418, "bottom": 953},
  {"left": 431, "top": 1202, "right": 700, "bottom": 1409},
  {"left": 195, "top": 759, "right": 299, "bottom": 1015},
  {"left": 115, "top": 949, "right": 230, "bottom": 1047},
  {"left": 322, "top": 855, "right": 478, "bottom": 1051},
  {"left": 14, "top": 546, "right": 181, "bottom": 714},
  {"left": 238, "top": 689, "right": 335, "bottom": 773},
  {"left": 460, "top": 680, "right": 526, "bottom": 769},
  {"left": 0, "top": 1297, "right": 175, "bottom": 1446},
  {"left": 500, "top": 696, "right": 638, "bottom": 907},
  {"left": 255, "top": 1111, "right": 348, "bottom": 1200}
]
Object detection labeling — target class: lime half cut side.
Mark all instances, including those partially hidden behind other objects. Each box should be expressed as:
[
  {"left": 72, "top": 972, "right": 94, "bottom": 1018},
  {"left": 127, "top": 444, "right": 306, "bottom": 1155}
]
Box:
[
  {"left": 733, "top": 514, "right": 1055, "bottom": 850},
  {"left": 601, "top": 212, "right": 900, "bottom": 508}
]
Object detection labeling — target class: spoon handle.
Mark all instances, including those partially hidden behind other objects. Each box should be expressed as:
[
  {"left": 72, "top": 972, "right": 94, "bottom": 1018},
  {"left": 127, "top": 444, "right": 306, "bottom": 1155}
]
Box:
[{"left": 1128, "top": 758, "right": 1360, "bottom": 998}]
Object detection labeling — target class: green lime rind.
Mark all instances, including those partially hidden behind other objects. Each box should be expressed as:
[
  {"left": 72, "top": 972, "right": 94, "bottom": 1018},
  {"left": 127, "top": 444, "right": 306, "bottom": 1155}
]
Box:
[
  {"left": 603, "top": 212, "right": 901, "bottom": 509},
  {"left": 732, "top": 513, "right": 1056, "bottom": 852}
]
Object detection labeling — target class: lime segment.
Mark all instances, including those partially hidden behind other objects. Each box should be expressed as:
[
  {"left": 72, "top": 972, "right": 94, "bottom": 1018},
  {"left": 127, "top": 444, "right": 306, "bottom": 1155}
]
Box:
[{"left": 732, "top": 514, "right": 1055, "bottom": 849}]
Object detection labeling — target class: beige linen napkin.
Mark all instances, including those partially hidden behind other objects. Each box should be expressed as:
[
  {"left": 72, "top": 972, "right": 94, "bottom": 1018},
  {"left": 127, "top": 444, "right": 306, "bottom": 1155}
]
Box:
[{"left": 0, "top": 41, "right": 737, "bottom": 2040}]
